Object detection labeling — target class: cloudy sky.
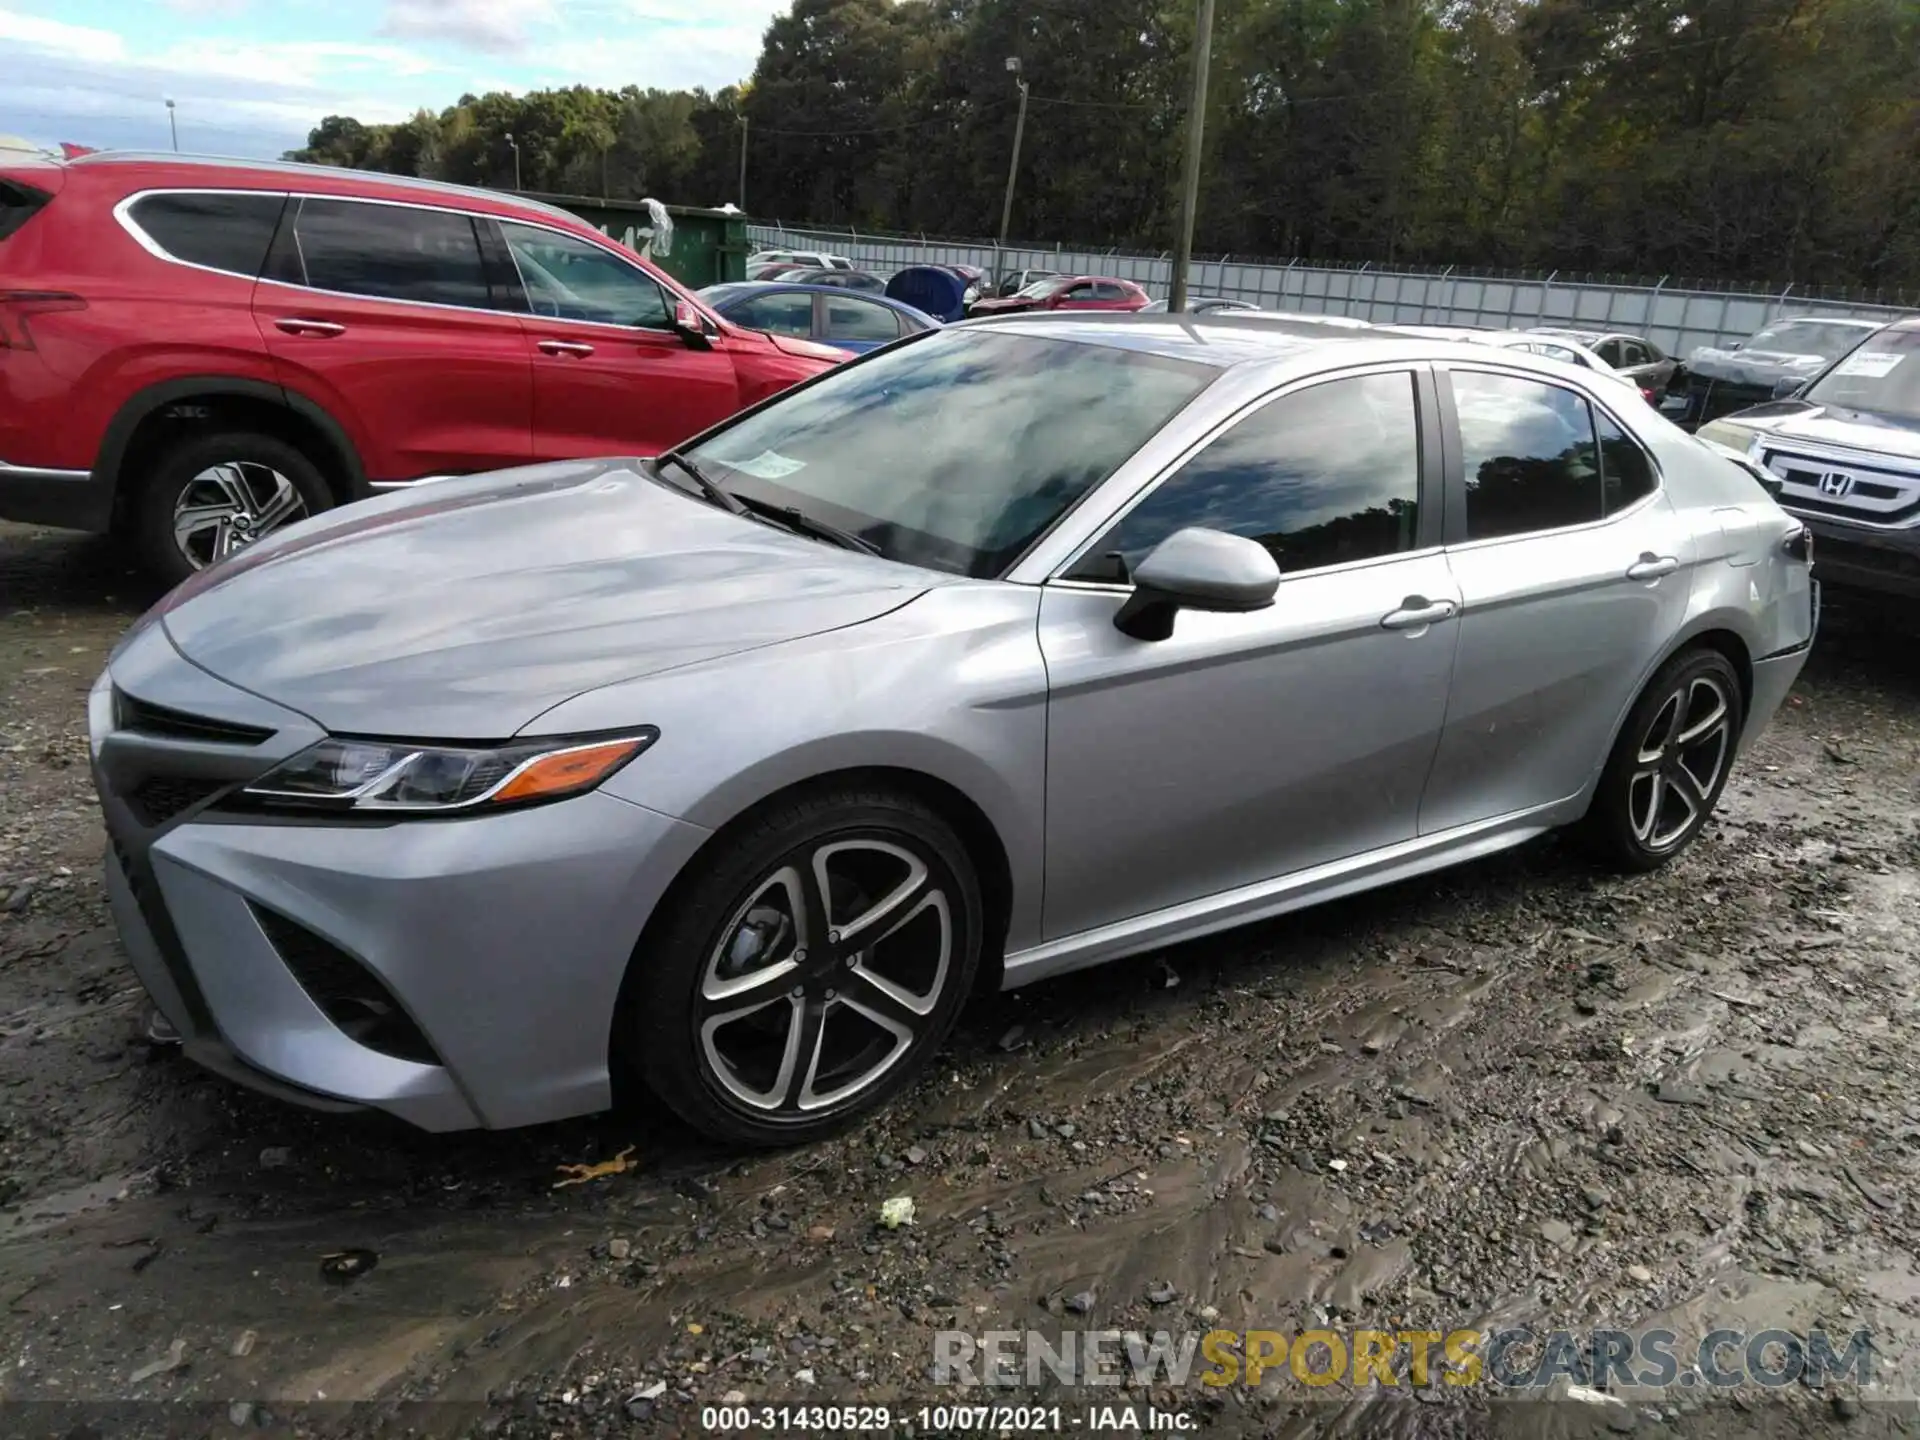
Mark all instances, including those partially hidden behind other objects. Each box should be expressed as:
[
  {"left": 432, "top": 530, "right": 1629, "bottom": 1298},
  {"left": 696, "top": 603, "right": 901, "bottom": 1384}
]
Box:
[{"left": 0, "top": 0, "right": 782, "bottom": 159}]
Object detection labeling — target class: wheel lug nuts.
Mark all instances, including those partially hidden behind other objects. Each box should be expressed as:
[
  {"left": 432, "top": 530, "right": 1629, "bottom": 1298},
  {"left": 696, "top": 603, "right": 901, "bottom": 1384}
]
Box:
[
  {"left": 790, "top": 985, "right": 803, "bottom": 998},
  {"left": 827, "top": 929, "right": 840, "bottom": 945},
  {"left": 794, "top": 948, "right": 807, "bottom": 962},
  {"left": 825, "top": 989, "right": 836, "bottom": 1000}
]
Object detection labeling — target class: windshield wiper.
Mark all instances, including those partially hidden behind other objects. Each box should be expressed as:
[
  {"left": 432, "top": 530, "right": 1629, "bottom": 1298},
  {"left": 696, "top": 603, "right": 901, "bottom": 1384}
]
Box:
[
  {"left": 733, "top": 492, "right": 881, "bottom": 556},
  {"left": 654, "top": 452, "right": 746, "bottom": 515}
]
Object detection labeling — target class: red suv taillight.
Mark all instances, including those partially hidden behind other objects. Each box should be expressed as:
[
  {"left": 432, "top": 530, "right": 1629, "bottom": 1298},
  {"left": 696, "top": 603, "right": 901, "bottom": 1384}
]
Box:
[{"left": 0, "top": 291, "right": 86, "bottom": 350}]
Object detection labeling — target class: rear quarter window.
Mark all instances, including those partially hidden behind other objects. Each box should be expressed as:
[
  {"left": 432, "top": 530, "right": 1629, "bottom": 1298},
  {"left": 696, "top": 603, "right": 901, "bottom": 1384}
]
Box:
[
  {"left": 125, "top": 192, "right": 288, "bottom": 277},
  {"left": 0, "top": 178, "right": 53, "bottom": 244}
]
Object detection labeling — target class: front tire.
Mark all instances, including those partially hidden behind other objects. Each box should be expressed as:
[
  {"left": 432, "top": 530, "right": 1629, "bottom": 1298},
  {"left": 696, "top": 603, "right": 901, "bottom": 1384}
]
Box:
[
  {"left": 135, "top": 431, "right": 332, "bottom": 587},
  {"left": 1581, "top": 647, "right": 1744, "bottom": 872},
  {"left": 626, "top": 786, "right": 983, "bottom": 1147}
]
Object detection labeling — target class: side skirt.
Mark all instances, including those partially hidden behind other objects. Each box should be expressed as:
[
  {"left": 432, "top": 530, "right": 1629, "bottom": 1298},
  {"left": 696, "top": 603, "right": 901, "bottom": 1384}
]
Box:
[{"left": 1000, "top": 798, "right": 1581, "bottom": 990}]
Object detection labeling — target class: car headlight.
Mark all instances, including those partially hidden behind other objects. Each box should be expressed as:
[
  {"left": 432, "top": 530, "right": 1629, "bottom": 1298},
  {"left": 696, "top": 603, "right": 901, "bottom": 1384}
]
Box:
[{"left": 239, "top": 731, "right": 657, "bottom": 815}]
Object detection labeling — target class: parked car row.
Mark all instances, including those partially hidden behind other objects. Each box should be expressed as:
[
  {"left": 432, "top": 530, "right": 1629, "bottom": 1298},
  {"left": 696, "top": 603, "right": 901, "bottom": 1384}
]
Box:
[{"left": 0, "top": 155, "right": 853, "bottom": 583}]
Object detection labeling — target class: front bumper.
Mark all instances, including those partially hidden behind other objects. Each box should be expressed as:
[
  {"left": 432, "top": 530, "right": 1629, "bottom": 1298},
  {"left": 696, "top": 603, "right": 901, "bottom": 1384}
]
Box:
[
  {"left": 93, "top": 623, "right": 712, "bottom": 1131},
  {"left": 1792, "top": 511, "right": 1920, "bottom": 600}
]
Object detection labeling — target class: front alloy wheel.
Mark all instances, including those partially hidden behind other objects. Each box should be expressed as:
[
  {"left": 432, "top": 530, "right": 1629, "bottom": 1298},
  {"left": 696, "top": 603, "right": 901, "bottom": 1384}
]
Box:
[
  {"left": 1582, "top": 646, "right": 1744, "bottom": 872},
  {"left": 628, "top": 788, "right": 981, "bottom": 1145}
]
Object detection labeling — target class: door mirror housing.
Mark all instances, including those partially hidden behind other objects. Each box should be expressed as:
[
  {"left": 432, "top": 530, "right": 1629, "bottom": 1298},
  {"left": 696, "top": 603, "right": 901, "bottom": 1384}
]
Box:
[
  {"left": 1113, "top": 527, "right": 1281, "bottom": 641},
  {"left": 673, "top": 298, "right": 714, "bottom": 350},
  {"left": 1772, "top": 376, "right": 1808, "bottom": 400}
]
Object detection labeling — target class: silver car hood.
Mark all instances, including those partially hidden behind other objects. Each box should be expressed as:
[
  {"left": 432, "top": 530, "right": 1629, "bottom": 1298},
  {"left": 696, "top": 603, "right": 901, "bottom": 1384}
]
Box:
[{"left": 154, "top": 459, "right": 932, "bottom": 738}]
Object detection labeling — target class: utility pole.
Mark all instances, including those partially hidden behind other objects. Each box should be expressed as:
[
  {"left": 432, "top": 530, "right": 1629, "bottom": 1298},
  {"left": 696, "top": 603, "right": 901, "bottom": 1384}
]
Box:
[
  {"left": 997, "top": 58, "right": 1029, "bottom": 250},
  {"left": 738, "top": 114, "right": 749, "bottom": 211},
  {"left": 505, "top": 132, "right": 521, "bottom": 190},
  {"left": 164, "top": 98, "right": 178, "bottom": 152},
  {"left": 1168, "top": 0, "right": 1217, "bottom": 314}
]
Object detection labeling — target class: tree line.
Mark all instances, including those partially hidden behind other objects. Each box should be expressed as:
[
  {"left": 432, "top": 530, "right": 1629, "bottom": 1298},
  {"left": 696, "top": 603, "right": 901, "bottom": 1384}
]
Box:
[{"left": 288, "top": 0, "right": 1920, "bottom": 293}]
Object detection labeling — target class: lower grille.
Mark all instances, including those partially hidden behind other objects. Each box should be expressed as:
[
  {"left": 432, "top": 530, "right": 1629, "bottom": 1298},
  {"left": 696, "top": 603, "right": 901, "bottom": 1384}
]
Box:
[
  {"left": 130, "top": 776, "right": 226, "bottom": 827},
  {"left": 252, "top": 906, "right": 439, "bottom": 1066}
]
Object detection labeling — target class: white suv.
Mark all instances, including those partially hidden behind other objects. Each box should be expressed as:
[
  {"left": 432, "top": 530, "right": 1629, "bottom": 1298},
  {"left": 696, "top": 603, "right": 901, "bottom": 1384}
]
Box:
[{"left": 747, "top": 249, "right": 854, "bottom": 271}]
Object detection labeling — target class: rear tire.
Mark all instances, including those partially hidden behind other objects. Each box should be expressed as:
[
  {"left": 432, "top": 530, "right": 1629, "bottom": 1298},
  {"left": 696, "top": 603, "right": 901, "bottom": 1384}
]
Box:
[
  {"left": 1579, "top": 647, "right": 1743, "bottom": 873},
  {"left": 625, "top": 785, "right": 982, "bottom": 1148},
  {"left": 135, "top": 431, "right": 333, "bottom": 587}
]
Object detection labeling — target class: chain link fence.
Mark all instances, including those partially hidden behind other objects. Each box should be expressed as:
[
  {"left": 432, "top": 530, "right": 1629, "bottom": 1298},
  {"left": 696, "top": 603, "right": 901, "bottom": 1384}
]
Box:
[{"left": 745, "top": 224, "right": 1914, "bottom": 357}]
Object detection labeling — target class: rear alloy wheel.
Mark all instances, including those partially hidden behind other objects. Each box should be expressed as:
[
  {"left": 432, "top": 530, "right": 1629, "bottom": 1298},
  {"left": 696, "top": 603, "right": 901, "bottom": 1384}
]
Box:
[
  {"left": 630, "top": 789, "right": 981, "bottom": 1146},
  {"left": 1582, "top": 647, "right": 1744, "bottom": 872},
  {"left": 136, "top": 432, "right": 333, "bottom": 587}
]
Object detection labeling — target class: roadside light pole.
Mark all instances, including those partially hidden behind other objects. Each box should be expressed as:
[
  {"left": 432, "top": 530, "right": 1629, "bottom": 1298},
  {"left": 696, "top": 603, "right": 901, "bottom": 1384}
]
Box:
[
  {"left": 164, "top": 98, "right": 178, "bottom": 152},
  {"left": 738, "top": 114, "right": 749, "bottom": 211},
  {"left": 505, "top": 132, "right": 521, "bottom": 190},
  {"left": 1168, "top": 0, "right": 1217, "bottom": 314},
  {"left": 997, "top": 57, "right": 1030, "bottom": 250}
]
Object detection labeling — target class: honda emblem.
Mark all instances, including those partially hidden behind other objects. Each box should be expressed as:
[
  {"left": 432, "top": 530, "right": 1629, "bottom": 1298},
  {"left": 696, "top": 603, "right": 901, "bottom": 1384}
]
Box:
[{"left": 1816, "top": 470, "right": 1857, "bottom": 498}]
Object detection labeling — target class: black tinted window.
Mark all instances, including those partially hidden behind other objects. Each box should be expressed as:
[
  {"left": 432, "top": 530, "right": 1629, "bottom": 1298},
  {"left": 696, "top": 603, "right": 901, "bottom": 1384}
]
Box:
[
  {"left": 1453, "top": 371, "right": 1601, "bottom": 539},
  {"left": 289, "top": 199, "right": 487, "bottom": 307},
  {"left": 1593, "top": 339, "right": 1624, "bottom": 366},
  {"left": 1072, "top": 372, "right": 1422, "bottom": 580},
  {"left": 823, "top": 298, "right": 898, "bottom": 343},
  {"left": 131, "top": 192, "right": 285, "bottom": 276},
  {"left": 1597, "top": 409, "right": 1657, "bottom": 512},
  {"left": 0, "top": 178, "right": 52, "bottom": 243}
]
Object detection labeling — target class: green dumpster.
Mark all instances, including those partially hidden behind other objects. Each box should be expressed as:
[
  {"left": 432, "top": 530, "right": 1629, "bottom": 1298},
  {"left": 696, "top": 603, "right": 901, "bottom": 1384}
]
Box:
[{"left": 512, "top": 192, "right": 749, "bottom": 289}]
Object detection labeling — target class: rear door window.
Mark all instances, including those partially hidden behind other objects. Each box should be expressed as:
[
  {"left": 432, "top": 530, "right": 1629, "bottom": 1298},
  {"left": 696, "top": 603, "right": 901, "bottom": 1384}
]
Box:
[
  {"left": 126, "top": 191, "right": 287, "bottom": 276},
  {"left": 281, "top": 198, "right": 489, "bottom": 308},
  {"left": 1451, "top": 370, "right": 1603, "bottom": 540}
]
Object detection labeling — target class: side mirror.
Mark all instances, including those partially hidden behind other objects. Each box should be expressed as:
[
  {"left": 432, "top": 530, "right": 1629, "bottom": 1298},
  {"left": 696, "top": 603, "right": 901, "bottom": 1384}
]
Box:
[
  {"left": 1772, "top": 377, "right": 1807, "bottom": 400},
  {"left": 673, "top": 298, "right": 713, "bottom": 350},
  {"left": 1113, "top": 528, "right": 1281, "bottom": 641}
]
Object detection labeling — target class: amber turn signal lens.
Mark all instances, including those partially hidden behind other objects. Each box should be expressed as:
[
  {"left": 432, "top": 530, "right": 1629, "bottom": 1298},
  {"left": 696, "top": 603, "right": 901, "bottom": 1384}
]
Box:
[{"left": 490, "top": 739, "right": 648, "bottom": 805}]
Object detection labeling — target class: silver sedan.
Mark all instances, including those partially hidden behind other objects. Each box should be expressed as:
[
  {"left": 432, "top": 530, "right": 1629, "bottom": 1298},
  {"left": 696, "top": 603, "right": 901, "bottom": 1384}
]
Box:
[{"left": 88, "top": 316, "right": 1817, "bottom": 1145}]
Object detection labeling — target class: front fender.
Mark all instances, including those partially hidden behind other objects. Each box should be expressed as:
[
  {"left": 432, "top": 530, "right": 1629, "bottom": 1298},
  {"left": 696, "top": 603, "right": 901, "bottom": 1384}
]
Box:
[{"left": 534, "top": 584, "right": 1051, "bottom": 954}]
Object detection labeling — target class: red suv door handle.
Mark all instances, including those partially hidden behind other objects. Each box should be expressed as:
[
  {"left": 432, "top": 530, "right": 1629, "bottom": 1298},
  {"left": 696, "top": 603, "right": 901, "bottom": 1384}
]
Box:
[
  {"left": 273, "top": 317, "right": 345, "bottom": 337},
  {"left": 537, "top": 338, "right": 595, "bottom": 357}
]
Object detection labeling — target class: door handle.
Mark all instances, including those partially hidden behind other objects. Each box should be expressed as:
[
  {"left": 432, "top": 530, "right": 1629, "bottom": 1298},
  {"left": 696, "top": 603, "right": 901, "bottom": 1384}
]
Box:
[
  {"left": 1380, "top": 597, "right": 1458, "bottom": 631},
  {"left": 1626, "top": 554, "right": 1680, "bottom": 581},
  {"left": 273, "top": 317, "right": 345, "bottom": 337},
  {"left": 537, "top": 338, "right": 595, "bottom": 357}
]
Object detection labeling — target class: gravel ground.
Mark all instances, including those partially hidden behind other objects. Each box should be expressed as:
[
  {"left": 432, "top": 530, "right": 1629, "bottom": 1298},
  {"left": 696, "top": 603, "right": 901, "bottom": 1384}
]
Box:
[{"left": 1, "top": 520, "right": 1918, "bottom": 1439}]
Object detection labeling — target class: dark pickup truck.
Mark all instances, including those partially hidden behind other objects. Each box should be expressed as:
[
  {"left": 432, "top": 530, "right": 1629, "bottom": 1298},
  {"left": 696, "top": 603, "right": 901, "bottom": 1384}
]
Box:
[{"left": 1666, "top": 316, "right": 1887, "bottom": 431}]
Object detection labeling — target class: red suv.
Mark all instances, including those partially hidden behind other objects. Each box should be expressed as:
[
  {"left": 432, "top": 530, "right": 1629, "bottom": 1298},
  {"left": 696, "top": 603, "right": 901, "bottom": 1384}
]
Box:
[
  {"left": 0, "top": 152, "right": 846, "bottom": 582},
  {"left": 967, "top": 274, "right": 1151, "bottom": 317}
]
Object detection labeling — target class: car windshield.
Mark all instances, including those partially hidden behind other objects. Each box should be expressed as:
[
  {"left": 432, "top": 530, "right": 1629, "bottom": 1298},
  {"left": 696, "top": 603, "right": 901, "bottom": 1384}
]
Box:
[
  {"left": 684, "top": 328, "right": 1215, "bottom": 577},
  {"left": 1016, "top": 278, "right": 1064, "bottom": 299},
  {"left": 1802, "top": 329, "right": 1920, "bottom": 421},
  {"left": 1742, "top": 322, "right": 1879, "bottom": 357}
]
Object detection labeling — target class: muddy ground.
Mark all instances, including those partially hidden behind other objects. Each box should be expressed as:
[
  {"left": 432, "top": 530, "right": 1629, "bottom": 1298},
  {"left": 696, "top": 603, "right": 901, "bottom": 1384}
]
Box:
[{"left": 1, "top": 519, "right": 1918, "bottom": 1439}]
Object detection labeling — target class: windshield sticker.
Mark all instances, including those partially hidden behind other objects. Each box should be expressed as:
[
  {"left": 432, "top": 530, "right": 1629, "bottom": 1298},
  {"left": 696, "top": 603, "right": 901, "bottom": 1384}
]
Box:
[
  {"left": 1835, "top": 350, "right": 1905, "bottom": 379},
  {"left": 727, "top": 449, "right": 808, "bottom": 480}
]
